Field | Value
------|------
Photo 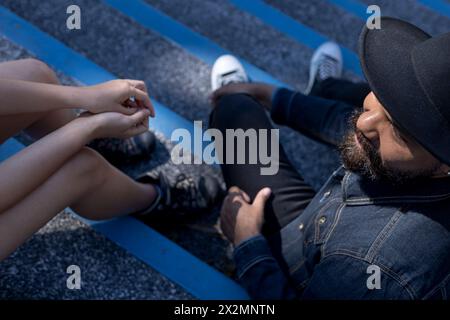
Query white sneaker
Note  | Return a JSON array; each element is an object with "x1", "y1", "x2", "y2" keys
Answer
[
  {"x1": 304, "y1": 42, "x2": 343, "y2": 95},
  {"x1": 211, "y1": 55, "x2": 249, "y2": 91}
]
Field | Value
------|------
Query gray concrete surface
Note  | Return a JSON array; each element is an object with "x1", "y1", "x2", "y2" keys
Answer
[
  {"x1": 266, "y1": 0, "x2": 364, "y2": 53},
  {"x1": 0, "y1": 211, "x2": 193, "y2": 300}
]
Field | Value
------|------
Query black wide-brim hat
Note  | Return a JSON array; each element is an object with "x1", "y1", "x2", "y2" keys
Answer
[{"x1": 359, "y1": 17, "x2": 450, "y2": 165}]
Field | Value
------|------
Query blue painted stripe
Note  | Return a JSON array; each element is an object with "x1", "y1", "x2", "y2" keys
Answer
[
  {"x1": 0, "y1": 6, "x2": 248, "y2": 299},
  {"x1": 103, "y1": 0, "x2": 286, "y2": 88},
  {"x1": 77, "y1": 213, "x2": 249, "y2": 300},
  {"x1": 418, "y1": 0, "x2": 450, "y2": 19},
  {"x1": 229, "y1": 0, "x2": 363, "y2": 77},
  {"x1": 0, "y1": 138, "x2": 24, "y2": 162},
  {"x1": 326, "y1": 0, "x2": 368, "y2": 20}
]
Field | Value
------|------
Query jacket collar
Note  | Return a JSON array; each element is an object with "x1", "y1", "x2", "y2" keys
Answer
[{"x1": 340, "y1": 168, "x2": 450, "y2": 205}]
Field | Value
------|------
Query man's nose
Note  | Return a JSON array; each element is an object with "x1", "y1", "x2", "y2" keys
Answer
[{"x1": 356, "y1": 110, "x2": 385, "y2": 144}]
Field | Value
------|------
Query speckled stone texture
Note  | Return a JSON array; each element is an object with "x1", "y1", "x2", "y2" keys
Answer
[{"x1": 0, "y1": 211, "x2": 193, "y2": 300}]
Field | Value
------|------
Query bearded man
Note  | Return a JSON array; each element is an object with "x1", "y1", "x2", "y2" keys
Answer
[{"x1": 209, "y1": 17, "x2": 450, "y2": 299}]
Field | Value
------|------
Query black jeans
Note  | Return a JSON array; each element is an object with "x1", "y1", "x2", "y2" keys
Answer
[{"x1": 209, "y1": 78, "x2": 371, "y2": 236}]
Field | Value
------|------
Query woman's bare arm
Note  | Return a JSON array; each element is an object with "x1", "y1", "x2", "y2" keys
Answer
[
  {"x1": 0, "y1": 79, "x2": 155, "y2": 116},
  {"x1": 0, "y1": 79, "x2": 88, "y2": 115},
  {"x1": 0, "y1": 108, "x2": 150, "y2": 214}
]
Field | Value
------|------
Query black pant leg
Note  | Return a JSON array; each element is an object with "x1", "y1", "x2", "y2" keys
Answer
[{"x1": 209, "y1": 94, "x2": 316, "y2": 236}]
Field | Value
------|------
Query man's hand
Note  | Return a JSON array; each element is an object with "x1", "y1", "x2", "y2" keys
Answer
[
  {"x1": 84, "y1": 79, "x2": 155, "y2": 116},
  {"x1": 220, "y1": 186, "x2": 272, "y2": 246},
  {"x1": 211, "y1": 83, "x2": 276, "y2": 110}
]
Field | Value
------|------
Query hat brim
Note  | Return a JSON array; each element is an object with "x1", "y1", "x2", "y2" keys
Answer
[{"x1": 359, "y1": 17, "x2": 450, "y2": 165}]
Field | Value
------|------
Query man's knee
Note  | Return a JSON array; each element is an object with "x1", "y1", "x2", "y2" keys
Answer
[
  {"x1": 216, "y1": 93, "x2": 260, "y2": 112},
  {"x1": 19, "y1": 58, "x2": 59, "y2": 84},
  {"x1": 210, "y1": 93, "x2": 264, "y2": 128}
]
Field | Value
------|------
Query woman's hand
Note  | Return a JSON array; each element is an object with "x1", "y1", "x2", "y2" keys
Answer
[
  {"x1": 79, "y1": 108, "x2": 151, "y2": 140},
  {"x1": 211, "y1": 83, "x2": 276, "y2": 110},
  {"x1": 83, "y1": 79, "x2": 155, "y2": 116}
]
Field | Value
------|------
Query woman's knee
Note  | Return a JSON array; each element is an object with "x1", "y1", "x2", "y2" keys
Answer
[
  {"x1": 65, "y1": 147, "x2": 109, "y2": 187},
  {"x1": 18, "y1": 59, "x2": 59, "y2": 84}
]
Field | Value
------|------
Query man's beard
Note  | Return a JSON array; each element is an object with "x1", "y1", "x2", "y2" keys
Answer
[{"x1": 339, "y1": 109, "x2": 441, "y2": 185}]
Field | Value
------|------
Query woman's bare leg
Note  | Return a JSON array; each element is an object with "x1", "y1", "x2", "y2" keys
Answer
[
  {"x1": 0, "y1": 147, "x2": 156, "y2": 261},
  {"x1": 0, "y1": 58, "x2": 76, "y2": 144}
]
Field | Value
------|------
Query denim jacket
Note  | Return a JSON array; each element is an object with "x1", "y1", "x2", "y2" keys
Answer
[{"x1": 233, "y1": 89, "x2": 450, "y2": 300}]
